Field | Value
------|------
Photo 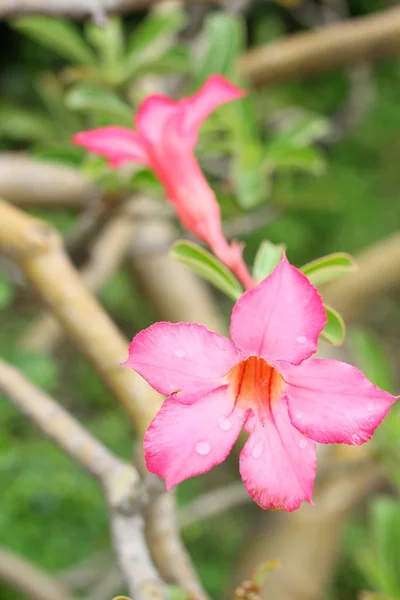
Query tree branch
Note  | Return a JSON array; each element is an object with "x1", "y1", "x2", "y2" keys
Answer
[
  {"x1": 20, "y1": 196, "x2": 138, "y2": 353},
  {"x1": 322, "y1": 232, "x2": 400, "y2": 322},
  {"x1": 0, "y1": 196, "x2": 208, "y2": 600},
  {"x1": 0, "y1": 358, "x2": 165, "y2": 600},
  {"x1": 0, "y1": 547, "x2": 75, "y2": 600},
  {"x1": 0, "y1": 196, "x2": 158, "y2": 433},
  {"x1": 0, "y1": 0, "x2": 227, "y2": 18},
  {"x1": 238, "y1": 7, "x2": 400, "y2": 86},
  {"x1": 0, "y1": 154, "x2": 94, "y2": 208}
]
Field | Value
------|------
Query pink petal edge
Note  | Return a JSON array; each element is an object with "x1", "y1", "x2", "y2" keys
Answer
[
  {"x1": 144, "y1": 386, "x2": 247, "y2": 489},
  {"x1": 123, "y1": 321, "x2": 241, "y2": 398},
  {"x1": 239, "y1": 400, "x2": 316, "y2": 511},
  {"x1": 230, "y1": 254, "x2": 327, "y2": 366},
  {"x1": 72, "y1": 127, "x2": 149, "y2": 167},
  {"x1": 283, "y1": 358, "x2": 398, "y2": 445}
]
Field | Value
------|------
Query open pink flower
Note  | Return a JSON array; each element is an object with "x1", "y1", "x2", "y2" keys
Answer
[
  {"x1": 124, "y1": 255, "x2": 397, "y2": 511},
  {"x1": 73, "y1": 75, "x2": 253, "y2": 289}
]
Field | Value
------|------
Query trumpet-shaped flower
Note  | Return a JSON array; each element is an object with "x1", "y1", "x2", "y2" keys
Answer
[
  {"x1": 73, "y1": 75, "x2": 253, "y2": 289},
  {"x1": 124, "y1": 256, "x2": 397, "y2": 511}
]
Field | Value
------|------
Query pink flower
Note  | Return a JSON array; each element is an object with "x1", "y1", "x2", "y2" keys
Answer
[
  {"x1": 124, "y1": 256, "x2": 397, "y2": 511},
  {"x1": 73, "y1": 75, "x2": 253, "y2": 289}
]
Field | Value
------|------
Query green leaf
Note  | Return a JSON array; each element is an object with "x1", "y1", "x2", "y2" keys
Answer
[
  {"x1": 252, "y1": 241, "x2": 285, "y2": 283},
  {"x1": 13, "y1": 17, "x2": 96, "y2": 65},
  {"x1": 0, "y1": 278, "x2": 14, "y2": 310},
  {"x1": 273, "y1": 112, "x2": 331, "y2": 148},
  {"x1": 347, "y1": 327, "x2": 394, "y2": 392},
  {"x1": 170, "y1": 241, "x2": 243, "y2": 301},
  {"x1": 123, "y1": 8, "x2": 186, "y2": 78},
  {"x1": 264, "y1": 145, "x2": 327, "y2": 176},
  {"x1": 65, "y1": 84, "x2": 132, "y2": 125},
  {"x1": 320, "y1": 305, "x2": 346, "y2": 346},
  {"x1": 193, "y1": 13, "x2": 245, "y2": 87},
  {"x1": 85, "y1": 17, "x2": 124, "y2": 69},
  {"x1": 0, "y1": 104, "x2": 53, "y2": 142},
  {"x1": 166, "y1": 585, "x2": 190, "y2": 600},
  {"x1": 232, "y1": 143, "x2": 271, "y2": 209},
  {"x1": 8, "y1": 351, "x2": 59, "y2": 392},
  {"x1": 301, "y1": 252, "x2": 357, "y2": 287}
]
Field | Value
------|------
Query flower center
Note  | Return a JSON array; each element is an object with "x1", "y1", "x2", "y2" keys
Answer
[{"x1": 227, "y1": 356, "x2": 283, "y2": 416}]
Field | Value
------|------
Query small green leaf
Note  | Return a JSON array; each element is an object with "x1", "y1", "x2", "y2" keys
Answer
[
  {"x1": 0, "y1": 104, "x2": 53, "y2": 142},
  {"x1": 320, "y1": 305, "x2": 345, "y2": 346},
  {"x1": 252, "y1": 241, "x2": 285, "y2": 283},
  {"x1": 166, "y1": 585, "x2": 190, "y2": 600},
  {"x1": 0, "y1": 278, "x2": 14, "y2": 310},
  {"x1": 170, "y1": 241, "x2": 243, "y2": 301},
  {"x1": 193, "y1": 13, "x2": 245, "y2": 87},
  {"x1": 301, "y1": 252, "x2": 357, "y2": 287},
  {"x1": 13, "y1": 17, "x2": 96, "y2": 65},
  {"x1": 251, "y1": 560, "x2": 281, "y2": 588},
  {"x1": 347, "y1": 327, "x2": 394, "y2": 392},
  {"x1": 264, "y1": 145, "x2": 326, "y2": 176},
  {"x1": 123, "y1": 9, "x2": 186, "y2": 77},
  {"x1": 66, "y1": 84, "x2": 132, "y2": 124},
  {"x1": 274, "y1": 112, "x2": 331, "y2": 147},
  {"x1": 85, "y1": 17, "x2": 124, "y2": 69}
]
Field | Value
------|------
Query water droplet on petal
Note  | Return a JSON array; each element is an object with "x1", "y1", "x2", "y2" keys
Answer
[
  {"x1": 299, "y1": 438, "x2": 307, "y2": 449},
  {"x1": 367, "y1": 402, "x2": 373, "y2": 411},
  {"x1": 252, "y1": 442, "x2": 263, "y2": 459},
  {"x1": 195, "y1": 441, "x2": 211, "y2": 455},
  {"x1": 296, "y1": 336, "x2": 307, "y2": 344},
  {"x1": 352, "y1": 433, "x2": 360, "y2": 444},
  {"x1": 296, "y1": 412, "x2": 303, "y2": 420},
  {"x1": 218, "y1": 417, "x2": 232, "y2": 431},
  {"x1": 174, "y1": 348, "x2": 186, "y2": 358}
]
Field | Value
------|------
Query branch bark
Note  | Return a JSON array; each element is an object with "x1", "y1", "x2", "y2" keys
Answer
[
  {"x1": 0, "y1": 0, "x2": 227, "y2": 18},
  {"x1": 0, "y1": 196, "x2": 208, "y2": 600},
  {"x1": 322, "y1": 232, "x2": 400, "y2": 322},
  {"x1": 20, "y1": 196, "x2": 138, "y2": 353},
  {"x1": 0, "y1": 547, "x2": 75, "y2": 600},
  {"x1": 238, "y1": 7, "x2": 400, "y2": 86},
  {"x1": 0, "y1": 154, "x2": 94, "y2": 208},
  {"x1": 0, "y1": 358, "x2": 165, "y2": 600}
]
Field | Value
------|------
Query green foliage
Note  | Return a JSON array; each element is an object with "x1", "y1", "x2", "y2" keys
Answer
[
  {"x1": 252, "y1": 240, "x2": 285, "y2": 282},
  {"x1": 171, "y1": 240, "x2": 243, "y2": 301},
  {"x1": 13, "y1": 17, "x2": 96, "y2": 65},
  {"x1": 356, "y1": 498, "x2": 400, "y2": 600},
  {"x1": 301, "y1": 252, "x2": 356, "y2": 287},
  {"x1": 320, "y1": 305, "x2": 346, "y2": 346}
]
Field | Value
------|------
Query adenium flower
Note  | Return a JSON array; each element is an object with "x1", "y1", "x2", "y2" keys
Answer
[
  {"x1": 73, "y1": 75, "x2": 253, "y2": 289},
  {"x1": 124, "y1": 256, "x2": 397, "y2": 511}
]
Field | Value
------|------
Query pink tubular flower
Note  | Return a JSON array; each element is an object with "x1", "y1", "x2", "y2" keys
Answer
[
  {"x1": 124, "y1": 256, "x2": 397, "y2": 511},
  {"x1": 73, "y1": 75, "x2": 253, "y2": 289}
]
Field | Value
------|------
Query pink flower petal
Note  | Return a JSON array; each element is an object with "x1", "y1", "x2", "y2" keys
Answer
[
  {"x1": 239, "y1": 400, "x2": 316, "y2": 511},
  {"x1": 124, "y1": 321, "x2": 241, "y2": 397},
  {"x1": 230, "y1": 255, "x2": 327, "y2": 365},
  {"x1": 283, "y1": 358, "x2": 397, "y2": 445},
  {"x1": 72, "y1": 127, "x2": 149, "y2": 167},
  {"x1": 181, "y1": 75, "x2": 246, "y2": 142},
  {"x1": 144, "y1": 386, "x2": 246, "y2": 489},
  {"x1": 135, "y1": 95, "x2": 177, "y2": 144}
]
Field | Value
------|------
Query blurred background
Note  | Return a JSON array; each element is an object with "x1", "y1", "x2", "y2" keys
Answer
[{"x1": 0, "y1": 0, "x2": 400, "y2": 598}]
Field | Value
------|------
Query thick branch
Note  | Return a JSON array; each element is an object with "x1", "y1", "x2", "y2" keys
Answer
[
  {"x1": 0, "y1": 197, "x2": 158, "y2": 434},
  {"x1": 0, "y1": 358, "x2": 164, "y2": 600},
  {"x1": 238, "y1": 7, "x2": 400, "y2": 86},
  {"x1": 0, "y1": 154, "x2": 94, "y2": 208},
  {"x1": 0, "y1": 358, "x2": 129, "y2": 482},
  {"x1": 0, "y1": 197, "x2": 207, "y2": 600},
  {"x1": 0, "y1": 547, "x2": 74, "y2": 600},
  {"x1": 322, "y1": 232, "x2": 400, "y2": 322},
  {"x1": 21, "y1": 196, "x2": 138, "y2": 353},
  {"x1": 0, "y1": 0, "x2": 226, "y2": 18}
]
